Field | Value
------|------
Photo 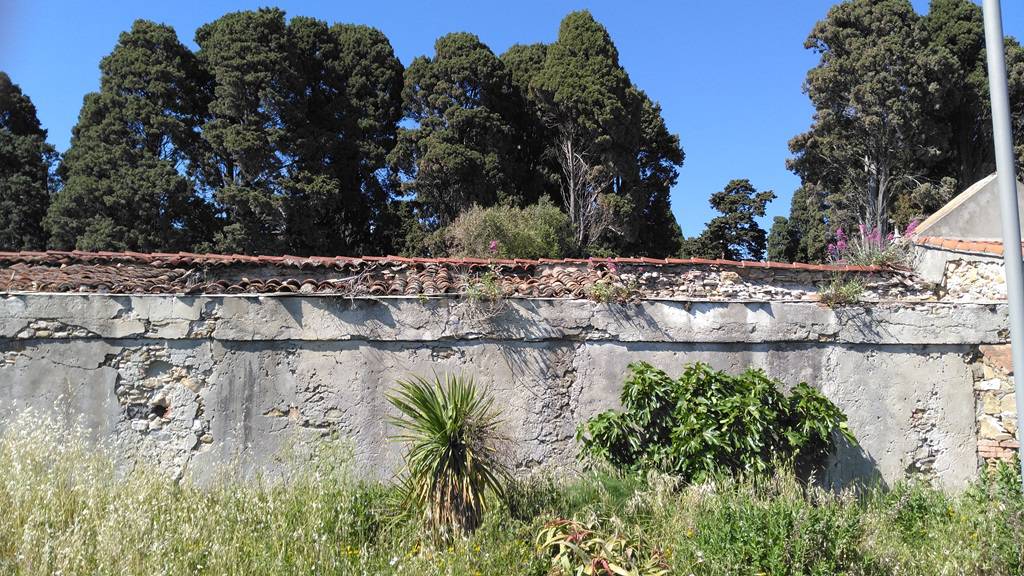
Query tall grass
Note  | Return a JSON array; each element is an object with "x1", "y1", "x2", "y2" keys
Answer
[{"x1": 0, "y1": 414, "x2": 1021, "y2": 575}]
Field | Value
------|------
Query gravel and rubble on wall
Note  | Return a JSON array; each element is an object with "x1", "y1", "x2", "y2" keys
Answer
[
  {"x1": 941, "y1": 259, "x2": 1007, "y2": 301},
  {"x1": 915, "y1": 236, "x2": 1017, "y2": 302},
  {"x1": 0, "y1": 250, "x2": 933, "y2": 302}
]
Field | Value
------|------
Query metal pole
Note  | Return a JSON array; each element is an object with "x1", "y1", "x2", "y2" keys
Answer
[{"x1": 982, "y1": 0, "x2": 1024, "y2": 485}]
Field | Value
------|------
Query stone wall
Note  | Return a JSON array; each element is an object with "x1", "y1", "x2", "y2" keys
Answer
[
  {"x1": 0, "y1": 292, "x2": 1016, "y2": 490},
  {"x1": 914, "y1": 244, "x2": 1007, "y2": 301},
  {"x1": 972, "y1": 344, "x2": 1020, "y2": 464}
]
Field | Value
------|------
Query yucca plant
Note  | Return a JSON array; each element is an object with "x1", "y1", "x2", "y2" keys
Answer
[{"x1": 387, "y1": 373, "x2": 510, "y2": 539}]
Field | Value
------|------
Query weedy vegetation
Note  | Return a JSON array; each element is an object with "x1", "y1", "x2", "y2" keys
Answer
[
  {"x1": 820, "y1": 273, "x2": 866, "y2": 307},
  {"x1": 1, "y1": 366, "x2": 1021, "y2": 576}
]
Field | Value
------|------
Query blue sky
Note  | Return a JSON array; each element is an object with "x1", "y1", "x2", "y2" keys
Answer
[{"x1": 1, "y1": 1, "x2": 1021, "y2": 237}]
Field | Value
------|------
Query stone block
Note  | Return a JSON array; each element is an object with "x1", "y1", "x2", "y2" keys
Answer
[
  {"x1": 979, "y1": 415, "x2": 1007, "y2": 439},
  {"x1": 974, "y1": 378, "x2": 1003, "y2": 391},
  {"x1": 1000, "y1": 393, "x2": 1017, "y2": 415},
  {"x1": 980, "y1": 344, "x2": 1014, "y2": 375},
  {"x1": 982, "y1": 393, "x2": 1003, "y2": 414}
]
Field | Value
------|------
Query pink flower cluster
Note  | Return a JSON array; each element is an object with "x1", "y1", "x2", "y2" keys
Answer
[
  {"x1": 827, "y1": 227, "x2": 849, "y2": 258},
  {"x1": 827, "y1": 220, "x2": 919, "y2": 264}
]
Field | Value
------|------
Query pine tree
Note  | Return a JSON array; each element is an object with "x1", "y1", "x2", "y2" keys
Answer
[{"x1": 687, "y1": 179, "x2": 775, "y2": 261}]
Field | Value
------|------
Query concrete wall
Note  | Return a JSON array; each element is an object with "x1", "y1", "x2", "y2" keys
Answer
[
  {"x1": 0, "y1": 293, "x2": 1011, "y2": 490},
  {"x1": 915, "y1": 173, "x2": 1024, "y2": 240}
]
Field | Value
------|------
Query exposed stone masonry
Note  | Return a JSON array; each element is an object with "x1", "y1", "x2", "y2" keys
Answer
[
  {"x1": 972, "y1": 344, "x2": 1020, "y2": 464},
  {"x1": 942, "y1": 259, "x2": 1007, "y2": 301}
]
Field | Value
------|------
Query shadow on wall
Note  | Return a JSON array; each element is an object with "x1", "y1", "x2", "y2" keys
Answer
[{"x1": 822, "y1": 435, "x2": 885, "y2": 492}]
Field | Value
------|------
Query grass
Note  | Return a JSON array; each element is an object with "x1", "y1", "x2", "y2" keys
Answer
[
  {"x1": 820, "y1": 274, "x2": 865, "y2": 307},
  {"x1": 1, "y1": 415, "x2": 1022, "y2": 575}
]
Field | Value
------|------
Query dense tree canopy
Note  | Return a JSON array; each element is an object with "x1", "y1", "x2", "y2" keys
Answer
[
  {"x1": 46, "y1": 20, "x2": 212, "y2": 252},
  {"x1": 13, "y1": 3, "x2": 1024, "y2": 262},
  {"x1": 784, "y1": 0, "x2": 1024, "y2": 261},
  {"x1": 389, "y1": 33, "x2": 534, "y2": 225},
  {"x1": 13, "y1": 9, "x2": 690, "y2": 259},
  {"x1": 0, "y1": 72, "x2": 55, "y2": 251},
  {"x1": 767, "y1": 185, "x2": 829, "y2": 263},
  {"x1": 788, "y1": 0, "x2": 953, "y2": 237},
  {"x1": 278, "y1": 19, "x2": 403, "y2": 255},
  {"x1": 195, "y1": 9, "x2": 291, "y2": 254},
  {"x1": 528, "y1": 11, "x2": 684, "y2": 256}
]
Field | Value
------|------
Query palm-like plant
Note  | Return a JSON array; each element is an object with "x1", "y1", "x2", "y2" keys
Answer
[{"x1": 387, "y1": 373, "x2": 509, "y2": 538}]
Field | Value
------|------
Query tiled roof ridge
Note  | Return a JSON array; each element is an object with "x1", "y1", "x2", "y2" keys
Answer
[
  {"x1": 0, "y1": 250, "x2": 884, "y2": 273},
  {"x1": 914, "y1": 236, "x2": 1023, "y2": 256}
]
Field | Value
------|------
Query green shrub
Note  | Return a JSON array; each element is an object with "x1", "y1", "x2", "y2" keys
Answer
[
  {"x1": 464, "y1": 269, "x2": 504, "y2": 302},
  {"x1": 585, "y1": 279, "x2": 633, "y2": 303},
  {"x1": 577, "y1": 362, "x2": 855, "y2": 481},
  {"x1": 387, "y1": 373, "x2": 510, "y2": 540},
  {"x1": 445, "y1": 198, "x2": 573, "y2": 259}
]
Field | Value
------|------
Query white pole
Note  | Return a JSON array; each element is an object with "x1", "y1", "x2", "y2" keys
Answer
[{"x1": 982, "y1": 0, "x2": 1024, "y2": 485}]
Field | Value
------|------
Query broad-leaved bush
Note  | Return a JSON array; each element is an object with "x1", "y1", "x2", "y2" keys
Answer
[{"x1": 577, "y1": 362, "x2": 855, "y2": 481}]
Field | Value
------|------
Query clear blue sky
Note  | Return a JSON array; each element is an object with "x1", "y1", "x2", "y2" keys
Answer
[{"x1": 1, "y1": 1, "x2": 1021, "y2": 236}]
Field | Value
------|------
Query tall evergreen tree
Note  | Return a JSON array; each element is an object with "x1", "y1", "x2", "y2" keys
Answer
[
  {"x1": 766, "y1": 217, "x2": 798, "y2": 263},
  {"x1": 530, "y1": 11, "x2": 684, "y2": 257},
  {"x1": 784, "y1": 0, "x2": 1024, "y2": 259},
  {"x1": 531, "y1": 11, "x2": 638, "y2": 175},
  {"x1": 921, "y1": 0, "x2": 1024, "y2": 188},
  {"x1": 786, "y1": 185, "x2": 830, "y2": 263},
  {"x1": 500, "y1": 43, "x2": 561, "y2": 204},
  {"x1": 280, "y1": 18, "x2": 403, "y2": 255},
  {"x1": 196, "y1": 8, "x2": 291, "y2": 254},
  {"x1": 685, "y1": 179, "x2": 775, "y2": 261},
  {"x1": 0, "y1": 72, "x2": 54, "y2": 250},
  {"x1": 767, "y1": 185, "x2": 830, "y2": 262},
  {"x1": 46, "y1": 20, "x2": 213, "y2": 252},
  {"x1": 388, "y1": 33, "x2": 534, "y2": 225},
  {"x1": 633, "y1": 92, "x2": 684, "y2": 257},
  {"x1": 787, "y1": 0, "x2": 954, "y2": 236}
]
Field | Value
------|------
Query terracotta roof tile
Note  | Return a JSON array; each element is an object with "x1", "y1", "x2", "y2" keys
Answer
[
  {"x1": 0, "y1": 250, "x2": 890, "y2": 297},
  {"x1": 914, "y1": 236, "x2": 1018, "y2": 256}
]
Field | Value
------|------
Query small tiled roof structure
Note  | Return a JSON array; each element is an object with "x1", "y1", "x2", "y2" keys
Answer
[{"x1": 0, "y1": 250, "x2": 887, "y2": 299}]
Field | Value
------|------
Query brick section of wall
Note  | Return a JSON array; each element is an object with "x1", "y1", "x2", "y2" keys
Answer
[{"x1": 973, "y1": 344, "x2": 1020, "y2": 465}]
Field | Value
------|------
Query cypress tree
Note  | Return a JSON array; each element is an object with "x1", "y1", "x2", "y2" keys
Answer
[
  {"x1": 196, "y1": 8, "x2": 291, "y2": 254},
  {"x1": 46, "y1": 20, "x2": 213, "y2": 252},
  {"x1": 0, "y1": 72, "x2": 55, "y2": 250},
  {"x1": 279, "y1": 18, "x2": 404, "y2": 255},
  {"x1": 388, "y1": 33, "x2": 534, "y2": 224},
  {"x1": 531, "y1": 11, "x2": 684, "y2": 257}
]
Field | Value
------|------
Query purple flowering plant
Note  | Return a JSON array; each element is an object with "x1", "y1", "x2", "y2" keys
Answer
[{"x1": 827, "y1": 220, "x2": 919, "y2": 268}]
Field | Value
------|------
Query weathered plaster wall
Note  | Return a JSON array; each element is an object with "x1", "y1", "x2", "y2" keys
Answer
[{"x1": 0, "y1": 293, "x2": 1012, "y2": 490}]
